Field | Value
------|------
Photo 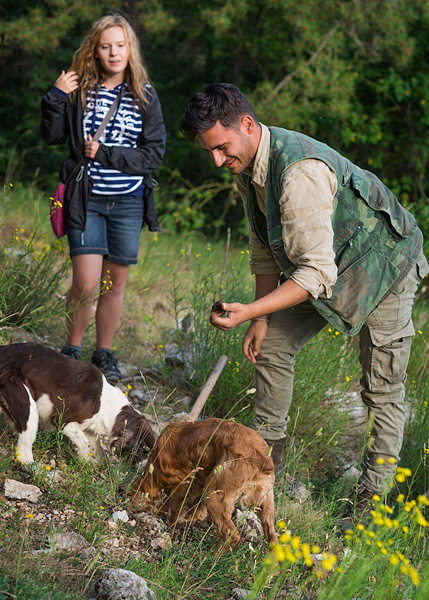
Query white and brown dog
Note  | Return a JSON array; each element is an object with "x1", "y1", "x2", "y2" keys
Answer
[{"x1": 0, "y1": 343, "x2": 156, "y2": 464}]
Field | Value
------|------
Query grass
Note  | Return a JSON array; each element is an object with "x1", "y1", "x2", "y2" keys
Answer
[{"x1": 0, "y1": 184, "x2": 428, "y2": 599}]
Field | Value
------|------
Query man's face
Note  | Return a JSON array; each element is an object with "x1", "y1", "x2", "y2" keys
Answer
[{"x1": 197, "y1": 118, "x2": 257, "y2": 175}]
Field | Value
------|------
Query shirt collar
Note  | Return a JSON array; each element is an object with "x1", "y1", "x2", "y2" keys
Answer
[{"x1": 245, "y1": 123, "x2": 270, "y2": 187}]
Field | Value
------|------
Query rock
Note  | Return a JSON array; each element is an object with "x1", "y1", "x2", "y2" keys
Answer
[
  {"x1": 4, "y1": 479, "x2": 41, "y2": 503},
  {"x1": 230, "y1": 589, "x2": 252, "y2": 600},
  {"x1": 136, "y1": 514, "x2": 165, "y2": 534},
  {"x1": 150, "y1": 536, "x2": 170, "y2": 551},
  {"x1": 121, "y1": 363, "x2": 140, "y2": 377},
  {"x1": 108, "y1": 510, "x2": 130, "y2": 529},
  {"x1": 168, "y1": 412, "x2": 191, "y2": 423},
  {"x1": 112, "y1": 510, "x2": 129, "y2": 523},
  {"x1": 233, "y1": 509, "x2": 263, "y2": 543},
  {"x1": 45, "y1": 469, "x2": 64, "y2": 483},
  {"x1": 164, "y1": 342, "x2": 194, "y2": 372},
  {"x1": 96, "y1": 568, "x2": 156, "y2": 600},
  {"x1": 286, "y1": 477, "x2": 310, "y2": 503},
  {"x1": 129, "y1": 389, "x2": 149, "y2": 403},
  {"x1": 178, "y1": 313, "x2": 193, "y2": 333},
  {"x1": 180, "y1": 395, "x2": 192, "y2": 407},
  {"x1": 341, "y1": 461, "x2": 359, "y2": 480},
  {"x1": 50, "y1": 531, "x2": 91, "y2": 553},
  {"x1": 136, "y1": 513, "x2": 171, "y2": 551}
]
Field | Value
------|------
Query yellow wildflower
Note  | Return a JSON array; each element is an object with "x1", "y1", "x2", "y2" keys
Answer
[
  {"x1": 279, "y1": 532, "x2": 291, "y2": 544},
  {"x1": 274, "y1": 544, "x2": 286, "y2": 562},
  {"x1": 290, "y1": 536, "x2": 300, "y2": 550}
]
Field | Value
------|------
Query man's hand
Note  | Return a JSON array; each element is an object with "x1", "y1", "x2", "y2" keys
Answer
[
  {"x1": 242, "y1": 320, "x2": 268, "y2": 363},
  {"x1": 54, "y1": 70, "x2": 79, "y2": 95},
  {"x1": 84, "y1": 134, "x2": 100, "y2": 159},
  {"x1": 209, "y1": 301, "x2": 250, "y2": 331}
]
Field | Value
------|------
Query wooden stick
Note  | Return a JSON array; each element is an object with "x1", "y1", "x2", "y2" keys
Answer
[{"x1": 186, "y1": 355, "x2": 228, "y2": 422}]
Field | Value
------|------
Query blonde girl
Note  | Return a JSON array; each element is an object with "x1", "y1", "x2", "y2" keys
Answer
[{"x1": 41, "y1": 14, "x2": 166, "y2": 381}]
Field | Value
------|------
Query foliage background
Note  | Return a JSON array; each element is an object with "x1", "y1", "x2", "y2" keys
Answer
[{"x1": 1, "y1": 0, "x2": 428, "y2": 250}]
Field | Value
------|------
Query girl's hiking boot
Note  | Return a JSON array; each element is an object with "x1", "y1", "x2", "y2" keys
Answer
[
  {"x1": 60, "y1": 345, "x2": 81, "y2": 360},
  {"x1": 91, "y1": 348, "x2": 122, "y2": 383}
]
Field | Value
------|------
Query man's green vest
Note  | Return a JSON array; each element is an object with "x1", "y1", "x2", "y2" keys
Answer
[{"x1": 244, "y1": 126, "x2": 424, "y2": 335}]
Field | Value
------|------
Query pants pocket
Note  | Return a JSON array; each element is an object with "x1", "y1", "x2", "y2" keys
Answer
[{"x1": 365, "y1": 336, "x2": 412, "y2": 394}]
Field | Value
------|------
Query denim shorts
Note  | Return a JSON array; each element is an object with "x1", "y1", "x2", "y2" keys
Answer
[{"x1": 67, "y1": 194, "x2": 144, "y2": 265}]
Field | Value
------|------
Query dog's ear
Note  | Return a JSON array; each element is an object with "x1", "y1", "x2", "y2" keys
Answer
[
  {"x1": 110, "y1": 427, "x2": 152, "y2": 462},
  {"x1": 110, "y1": 428, "x2": 135, "y2": 454},
  {"x1": 138, "y1": 417, "x2": 157, "y2": 449}
]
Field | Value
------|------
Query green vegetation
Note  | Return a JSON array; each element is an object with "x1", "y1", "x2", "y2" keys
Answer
[
  {"x1": 1, "y1": 1, "x2": 429, "y2": 253},
  {"x1": 0, "y1": 186, "x2": 428, "y2": 599}
]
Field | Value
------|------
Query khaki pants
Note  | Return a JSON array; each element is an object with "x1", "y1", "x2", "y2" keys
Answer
[{"x1": 251, "y1": 264, "x2": 420, "y2": 493}]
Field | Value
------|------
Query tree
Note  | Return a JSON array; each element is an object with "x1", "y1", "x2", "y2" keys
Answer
[{"x1": 1, "y1": 0, "x2": 428, "y2": 247}]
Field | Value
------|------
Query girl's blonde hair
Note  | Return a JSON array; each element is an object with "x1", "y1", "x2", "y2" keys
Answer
[{"x1": 70, "y1": 15, "x2": 151, "y2": 108}]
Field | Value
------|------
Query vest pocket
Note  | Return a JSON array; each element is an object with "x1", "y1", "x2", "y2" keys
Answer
[
  {"x1": 351, "y1": 168, "x2": 416, "y2": 239},
  {"x1": 322, "y1": 248, "x2": 400, "y2": 328}
]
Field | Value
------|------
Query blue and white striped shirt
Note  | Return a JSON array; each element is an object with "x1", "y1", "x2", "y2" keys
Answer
[{"x1": 83, "y1": 84, "x2": 143, "y2": 196}]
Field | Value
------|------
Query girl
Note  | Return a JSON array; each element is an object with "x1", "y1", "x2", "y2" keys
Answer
[{"x1": 41, "y1": 15, "x2": 166, "y2": 382}]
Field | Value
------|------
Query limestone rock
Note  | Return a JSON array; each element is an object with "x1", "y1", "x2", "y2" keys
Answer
[
  {"x1": 50, "y1": 531, "x2": 91, "y2": 553},
  {"x1": 4, "y1": 479, "x2": 41, "y2": 503},
  {"x1": 96, "y1": 568, "x2": 156, "y2": 600}
]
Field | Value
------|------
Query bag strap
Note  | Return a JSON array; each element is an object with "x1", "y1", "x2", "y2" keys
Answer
[{"x1": 92, "y1": 86, "x2": 124, "y2": 142}]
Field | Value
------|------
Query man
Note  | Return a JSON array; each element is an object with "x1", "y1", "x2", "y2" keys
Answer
[{"x1": 180, "y1": 83, "x2": 428, "y2": 511}]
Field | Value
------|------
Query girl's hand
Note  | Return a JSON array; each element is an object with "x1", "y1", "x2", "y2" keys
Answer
[
  {"x1": 242, "y1": 320, "x2": 268, "y2": 364},
  {"x1": 54, "y1": 70, "x2": 79, "y2": 94},
  {"x1": 84, "y1": 134, "x2": 100, "y2": 159}
]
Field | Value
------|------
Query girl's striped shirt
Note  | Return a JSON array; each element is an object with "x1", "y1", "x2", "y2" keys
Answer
[{"x1": 83, "y1": 83, "x2": 143, "y2": 196}]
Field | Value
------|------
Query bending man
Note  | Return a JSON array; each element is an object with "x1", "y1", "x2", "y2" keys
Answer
[{"x1": 180, "y1": 83, "x2": 428, "y2": 510}]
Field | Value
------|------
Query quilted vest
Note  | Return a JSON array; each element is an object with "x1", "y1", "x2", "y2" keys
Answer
[{"x1": 244, "y1": 127, "x2": 423, "y2": 335}]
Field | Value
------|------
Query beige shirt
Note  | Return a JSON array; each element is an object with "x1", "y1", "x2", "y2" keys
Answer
[{"x1": 236, "y1": 124, "x2": 338, "y2": 300}]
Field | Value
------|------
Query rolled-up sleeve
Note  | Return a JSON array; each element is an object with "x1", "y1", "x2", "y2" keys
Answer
[{"x1": 281, "y1": 159, "x2": 338, "y2": 299}]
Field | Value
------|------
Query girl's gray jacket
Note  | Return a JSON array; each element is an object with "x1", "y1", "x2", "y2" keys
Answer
[{"x1": 41, "y1": 85, "x2": 166, "y2": 231}]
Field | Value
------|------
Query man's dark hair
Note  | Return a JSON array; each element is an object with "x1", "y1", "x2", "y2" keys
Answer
[{"x1": 180, "y1": 83, "x2": 258, "y2": 142}]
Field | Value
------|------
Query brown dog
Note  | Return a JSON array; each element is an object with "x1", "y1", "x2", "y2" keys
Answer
[{"x1": 130, "y1": 418, "x2": 277, "y2": 549}]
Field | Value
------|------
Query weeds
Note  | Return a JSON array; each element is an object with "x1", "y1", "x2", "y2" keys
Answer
[
  {"x1": 0, "y1": 184, "x2": 428, "y2": 598},
  {"x1": 0, "y1": 187, "x2": 70, "y2": 335}
]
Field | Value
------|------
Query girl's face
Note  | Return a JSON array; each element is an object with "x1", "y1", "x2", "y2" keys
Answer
[{"x1": 95, "y1": 26, "x2": 130, "y2": 83}]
